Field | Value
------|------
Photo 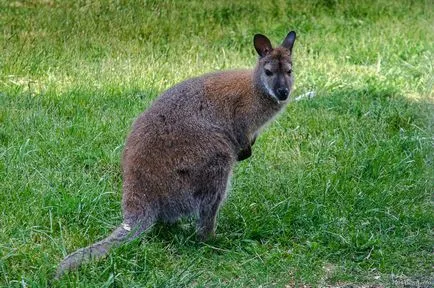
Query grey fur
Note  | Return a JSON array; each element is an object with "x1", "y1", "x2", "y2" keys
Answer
[{"x1": 55, "y1": 30, "x2": 296, "y2": 279}]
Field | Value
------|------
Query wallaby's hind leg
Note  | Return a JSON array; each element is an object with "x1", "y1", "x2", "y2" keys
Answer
[
  {"x1": 196, "y1": 168, "x2": 231, "y2": 241},
  {"x1": 197, "y1": 194, "x2": 222, "y2": 241}
]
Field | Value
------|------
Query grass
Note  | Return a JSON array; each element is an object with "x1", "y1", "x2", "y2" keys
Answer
[{"x1": 0, "y1": 0, "x2": 433, "y2": 286}]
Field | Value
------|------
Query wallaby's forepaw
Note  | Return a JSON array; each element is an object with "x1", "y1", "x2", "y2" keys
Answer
[{"x1": 237, "y1": 146, "x2": 252, "y2": 161}]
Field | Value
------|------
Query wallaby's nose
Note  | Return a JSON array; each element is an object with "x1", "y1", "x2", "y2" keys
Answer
[{"x1": 277, "y1": 88, "x2": 289, "y2": 100}]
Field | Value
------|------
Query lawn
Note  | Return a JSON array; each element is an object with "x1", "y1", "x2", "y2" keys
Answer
[{"x1": 0, "y1": 0, "x2": 433, "y2": 287}]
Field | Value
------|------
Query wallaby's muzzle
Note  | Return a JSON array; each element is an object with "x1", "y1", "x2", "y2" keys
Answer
[{"x1": 276, "y1": 87, "x2": 289, "y2": 101}]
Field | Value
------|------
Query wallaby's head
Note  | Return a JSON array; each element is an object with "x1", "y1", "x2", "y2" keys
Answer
[{"x1": 253, "y1": 31, "x2": 296, "y2": 103}]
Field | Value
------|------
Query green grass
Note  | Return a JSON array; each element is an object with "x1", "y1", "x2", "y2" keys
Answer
[{"x1": 0, "y1": 0, "x2": 433, "y2": 286}]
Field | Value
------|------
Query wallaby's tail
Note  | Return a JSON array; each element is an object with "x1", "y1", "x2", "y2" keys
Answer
[{"x1": 54, "y1": 222, "x2": 146, "y2": 279}]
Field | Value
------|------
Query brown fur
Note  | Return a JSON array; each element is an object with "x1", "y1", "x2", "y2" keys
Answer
[{"x1": 54, "y1": 30, "x2": 296, "y2": 279}]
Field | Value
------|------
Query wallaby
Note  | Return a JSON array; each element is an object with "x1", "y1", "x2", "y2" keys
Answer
[{"x1": 55, "y1": 30, "x2": 296, "y2": 279}]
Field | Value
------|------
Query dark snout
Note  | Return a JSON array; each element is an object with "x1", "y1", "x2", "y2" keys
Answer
[{"x1": 276, "y1": 87, "x2": 289, "y2": 101}]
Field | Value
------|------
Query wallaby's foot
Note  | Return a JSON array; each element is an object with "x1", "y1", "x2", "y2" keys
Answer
[
  {"x1": 197, "y1": 201, "x2": 220, "y2": 242},
  {"x1": 163, "y1": 218, "x2": 182, "y2": 226},
  {"x1": 197, "y1": 229, "x2": 216, "y2": 242},
  {"x1": 197, "y1": 213, "x2": 217, "y2": 242}
]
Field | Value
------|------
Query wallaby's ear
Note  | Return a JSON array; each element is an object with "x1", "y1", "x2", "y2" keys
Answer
[
  {"x1": 254, "y1": 34, "x2": 273, "y2": 57},
  {"x1": 282, "y1": 31, "x2": 296, "y2": 52}
]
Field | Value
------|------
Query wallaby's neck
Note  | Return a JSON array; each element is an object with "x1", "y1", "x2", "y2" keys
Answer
[{"x1": 202, "y1": 68, "x2": 284, "y2": 143}]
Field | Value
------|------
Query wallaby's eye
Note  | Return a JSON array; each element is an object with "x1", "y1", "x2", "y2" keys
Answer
[
  {"x1": 264, "y1": 69, "x2": 273, "y2": 76},
  {"x1": 287, "y1": 69, "x2": 292, "y2": 75}
]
